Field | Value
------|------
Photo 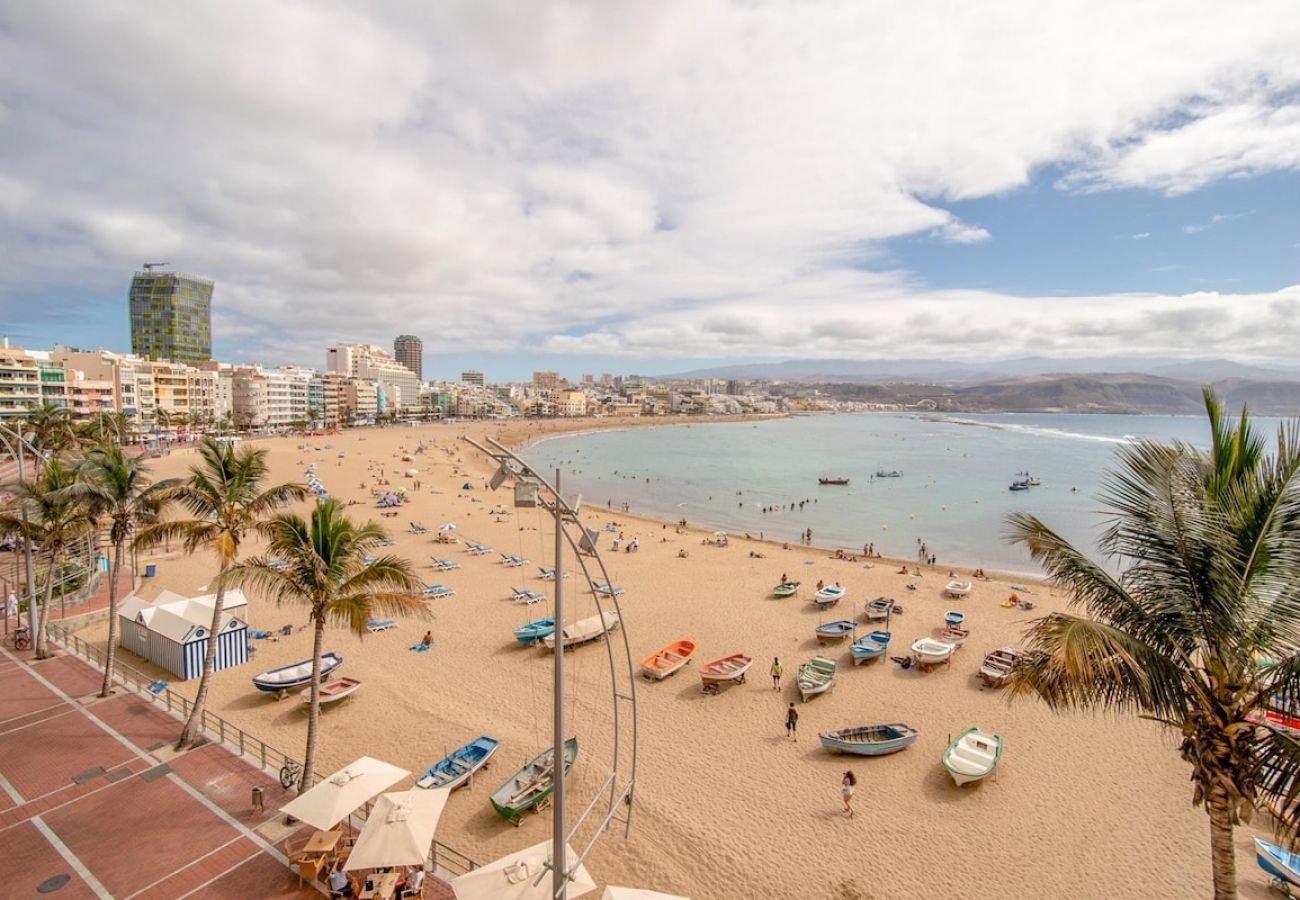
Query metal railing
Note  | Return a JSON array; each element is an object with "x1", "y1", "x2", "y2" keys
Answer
[{"x1": 46, "y1": 622, "x2": 480, "y2": 878}]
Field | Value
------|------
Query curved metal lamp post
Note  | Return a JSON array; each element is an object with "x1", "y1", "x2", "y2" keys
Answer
[
  {"x1": 0, "y1": 422, "x2": 41, "y2": 638},
  {"x1": 464, "y1": 436, "x2": 637, "y2": 900}
]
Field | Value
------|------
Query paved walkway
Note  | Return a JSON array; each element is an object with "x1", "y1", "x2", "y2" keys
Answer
[{"x1": 0, "y1": 645, "x2": 454, "y2": 898}]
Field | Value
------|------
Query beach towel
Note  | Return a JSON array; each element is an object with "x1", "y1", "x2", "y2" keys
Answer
[{"x1": 409, "y1": 642, "x2": 433, "y2": 652}]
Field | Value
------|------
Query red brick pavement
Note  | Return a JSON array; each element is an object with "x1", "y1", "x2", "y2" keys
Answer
[{"x1": 0, "y1": 642, "x2": 459, "y2": 898}]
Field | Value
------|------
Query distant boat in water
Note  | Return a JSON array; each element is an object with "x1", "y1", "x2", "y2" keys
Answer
[
  {"x1": 875, "y1": 469, "x2": 903, "y2": 478},
  {"x1": 818, "y1": 477, "x2": 850, "y2": 485}
]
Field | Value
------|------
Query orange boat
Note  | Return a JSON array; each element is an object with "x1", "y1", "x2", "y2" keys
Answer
[{"x1": 641, "y1": 639, "x2": 697, "y2": 681}]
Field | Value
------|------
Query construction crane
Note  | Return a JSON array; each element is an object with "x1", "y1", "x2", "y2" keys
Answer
[{"x1": 141, "y1": 261, "x2": 170, "y2": 272}]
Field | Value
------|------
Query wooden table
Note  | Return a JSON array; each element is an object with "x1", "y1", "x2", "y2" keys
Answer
[
  {"x1": 303, "y1": 830, "x2": 342, "y2": 855},
  {"x1": 358, "y1": 872, "x2": 400, "y2": 900}
]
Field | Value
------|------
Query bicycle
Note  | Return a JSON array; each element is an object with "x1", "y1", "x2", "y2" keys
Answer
[
  {"x1": 7, "y1": 627, "x2": 30, "y2": 651},
  {"x1": 279, "y1": 759, "x2": 302, "y2": 791}
]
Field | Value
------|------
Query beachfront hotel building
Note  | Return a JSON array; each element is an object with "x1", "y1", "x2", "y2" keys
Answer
[
  {"x1": 533, "y1": 370, "x2": 561, "y2": 391},
  {"x1": 461, "y1": 370, "x2": 485, "y2": 386},
  {"x1": 326, "y1": 343, "x2": 421, "y2": 413},
  {"x1": 128, "y1": 267, "x2": 214, "y2": 365},
  {"x1": 393, "y1": 334, "x2": 423, "y2": 381}
]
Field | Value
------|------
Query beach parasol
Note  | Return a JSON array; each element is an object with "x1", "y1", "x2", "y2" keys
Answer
[
  {"x1": 279, "y1": 756, "x2": 410, "y2": 830},
  {"x1": 406, "y1": 468, "x2": 419, "y2": 477},
  {"x1": 603, "y1": 890, "x2": 690, "y2": 900},
  {"x1": 439, "y1": 523, "x2": 457, "y2": 531},
  {"x1": 450, "y1": 841, "x2": 595, "y2": 900},
  {"x1": 343, "y1": 788, "x2": 449, "y2": 871},
  {"x1": 714, "y1": 530, "x2": 727, "y2": 537}
]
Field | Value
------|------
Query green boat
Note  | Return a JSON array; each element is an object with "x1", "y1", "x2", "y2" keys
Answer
[
  {"x1": 772, "y1": 581, "x2": 800, "y2": 599},
  {"x1": 489, "y1": 737, "x2": 578, "y2": 824}
]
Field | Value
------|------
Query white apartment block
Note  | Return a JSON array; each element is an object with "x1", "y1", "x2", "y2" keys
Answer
[{"x1": 326, "y1": 343, "x2": 421, "y2": 413}]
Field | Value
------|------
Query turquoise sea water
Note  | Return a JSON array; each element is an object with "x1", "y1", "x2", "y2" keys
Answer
[{"x1": 525, "y1": 412, "x2": 1286, "y2": 575}]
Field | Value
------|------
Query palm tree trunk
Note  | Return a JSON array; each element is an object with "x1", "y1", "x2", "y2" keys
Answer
[
  {"x1": 300, "y1": 612, "x2": 326, "y2": 794},
  {"x1": 176, "y1": 570, "x2": 228, "y2": 749},
  {"x1": 35, "y1": 555, "x2": 57, "y2": 659},
  {"x1": 99, "y1": 542, "x2": 123, "y2": 698},
  {"x1": 1207, "y1": 786, "x2": 1238, "y2": 899}
]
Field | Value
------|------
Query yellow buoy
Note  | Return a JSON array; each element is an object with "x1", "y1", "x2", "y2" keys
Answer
[{"x1": 881, "y1": 524, "x2": 888, "y2": 531}]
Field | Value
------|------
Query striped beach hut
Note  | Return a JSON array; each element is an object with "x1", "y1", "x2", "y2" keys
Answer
[{"x1": 117, "y1": 590, "x2": 250, "y2": 680}]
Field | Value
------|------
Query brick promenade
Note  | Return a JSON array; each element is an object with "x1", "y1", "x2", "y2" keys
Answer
[{"x1": 0, "y1": 645, "x2": 455, "y2": 898}]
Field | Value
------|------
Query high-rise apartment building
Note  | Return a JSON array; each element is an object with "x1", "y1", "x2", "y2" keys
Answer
[
  {"x1": 461, "y1": 370, "x2": 484, "y2": 386},
  {"x1": 532, "y1": 370, "x2": 561, "y2": 391},
  {"x1": 393, "y1": 335, "x2": 423, "y2": 381},
  {"x1": 128, "y1": 266, "x2": 214, "y2": 364},
  {"x1": 326, "y1": 343, "x2": 420, "y2": 413}
]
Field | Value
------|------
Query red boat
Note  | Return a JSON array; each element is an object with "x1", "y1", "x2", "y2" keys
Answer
[{"x1": 818, "y1": 477, "x2": 850, "y2": 486}]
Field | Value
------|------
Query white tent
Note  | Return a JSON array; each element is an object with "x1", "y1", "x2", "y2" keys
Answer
[
  {"x1": 280, "y1": 756, "x2": 410, "y2": 830},
  {"x1": 450, "y1": 841, "x2": 596, "y2": 900},
  {"x1": 602, "y1": 889, "x2": 690, "y2": 900},
  {"x1": 343, "y1": 789, "x2": 449, "y2": 871}
]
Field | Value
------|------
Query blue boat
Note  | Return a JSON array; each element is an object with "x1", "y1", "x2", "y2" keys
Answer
[
  {"x1": 417, "y1": 735, "x2": 500, "y2": 791},
  {"x1": 514, "y1": 618, "x2": 556, "y2": 645},
  {"x1": 1256, "y1": 838, "x2": 1300, "y2": 891},
  {"x1": 944, "y1": 610, "x2": 966, "y2": 628},
  {"x1": 819, "y1": 723, "x2": 918, "y2": 756},
  {"x1": 252, "y1": 652, "x2": 343, "y2": 693},
  {"x1": 851, "y1": 630, "x2": 891, "y2": 665},
  {"x1": 815, "y1": 620, "x2": 855, "y2": 643}
]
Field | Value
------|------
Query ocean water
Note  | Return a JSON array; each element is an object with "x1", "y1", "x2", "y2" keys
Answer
[{"x1": 525, "y1": 412, "x2": 1287, "y2": 575}]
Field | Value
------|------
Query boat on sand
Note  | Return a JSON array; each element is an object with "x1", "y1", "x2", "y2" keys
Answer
[
  {"x1": 815, "y1": 620, "x2": 855, "y2": 643},
  {"x1": 851, "y1": 630, "x2": 890, "y2": 664},
  {"x1": 911, "y1": 638, "x2": 956, "y2": 667},
  {"x1": 772, "y1": 581, "x2": 800, "y2": 599},
  {"x1": 490, "y1": 738, "x2": 578, "y2": 824},
  {"x1": 542, "y1": 610, "x2": 620, "y2": 651},
  {"x1": 253, "y1": 652, "x2": 343, "y2": 694},
  {"x1": 944, "y1": 581, "x2": 973, "y2": 598},
  {"x1": 814, "y1": 585, "x2": 845, "y2": 608},
  {"x1": 820, "y1": 723, "x2": 918, "y2": 756},
  {"x1": 700, "y1": 654, "x2": 753, "y2": 694},
  {"x1": 978, "y1": 646, "x2": 1022, "y2": 687},
  {"x1": 942, "y1": 727, "x2": 1002, "y2": 786},
  {"x1": 864, "y1": 596, "x2": 895, "y2": 621},
  {"x1": 641, "y1": 639, "x2": 697, "y2": 680},
  {"x1": 1255, "y1": 838, "x2": 1300, "y2": 894},
  {"x1": 299, "y1": 676, "x2": 360, "y2": 706},
  {"x1": 417, "y1": 735, "x2": 499, "y2": 791},
  {"x1": 797, "y1": 656, "x2": 837, "y2": 701},
  {"x1": 514, "y1": 618, "x2": 556, "y2": 646}
]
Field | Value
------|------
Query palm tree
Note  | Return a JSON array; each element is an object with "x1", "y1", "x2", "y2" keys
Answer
[
  {"x1": 21, "y1": 404, "x2": 76, "y2": 459},
  {"x1": 64, "y1": 446, "x2": 177, "y2": 697},
  {"x1": 230, "y1": 500, "x2": 427, "y2": 790},
  {"x1": 0, "y1": 458, "x2": 96, "y2": 658},
  {"x1": 1005, "y1": 389, "x2": 1300, "y2": 899},
  {"x1": 146, "y1": 438, "x2": 308, "y2": 748}
]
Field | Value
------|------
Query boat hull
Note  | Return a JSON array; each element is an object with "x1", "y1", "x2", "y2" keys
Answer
[
  {"x1": 820, "y1": 723, "x2": 918, "y2": 756},
  {"x1": 772, "y1": 582, "x2": 800, "y2": 598},
  {"x1": 797, "y1": 656, "x2": 837, "y2": 701},
  {"x1": 700, "y1": 654, "x2": 753, "y2": 693},
  {"x1": 1256, "y1": 838, "x2": 1300, "y2": 887},
  {"x1": 942, "y1": 726, "x2": 1002, "y2": 786},
  {"x1": 851, "y1": 631, "x2": 890, "y2": 664},
  {"x1": 514, "y1": 618, "x2": 556, "y2": 645},
  {"x1": 418, "y1": 736, "x2": 500, "y2": 791},
  {"x1": 253, "y1": 652, "x2": 343, "y2": 693},
  {"x1": 299, "y1": 677, "x2": 361, "y2": 706},
  {"x1": 490, "y1": 738, "x2": 578, "y2": 822},
  {"x1": 911, "y1": 639, "x2": 956, "y2": 666},
  {"x1": 815, "y1": 621, "x2": 855, "y2": 643},
  {"x1": 641, "y1": 639, "x2": 697, "y2": 680}
]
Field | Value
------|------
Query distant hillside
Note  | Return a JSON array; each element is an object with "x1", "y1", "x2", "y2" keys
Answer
[
  {"x1": 667, "y1": 356, "x2": 1300, "y2": 384},
  {"x1": 778, "y1": 373, "x2": 1300, "y2": 415}
]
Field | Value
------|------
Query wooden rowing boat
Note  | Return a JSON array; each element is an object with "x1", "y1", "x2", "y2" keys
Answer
[
  {"x1": 797, "y1": 655, "x2": 837, "y2": 701},
  {"x1": 490, "y1": 738, "x2": 578, "y2": 824},
  {"x1": 772, "y1": 581, "x2": 800, "y2": 599},
  {"x1": 299, "y1": 676, "x2": 361, "y2": 706},
  {"x1": 815, "y1": 620, "x2": 855, "y2": 643},
  {"x1": 417, "y1": 735, "x2": 499, "y2": 791},
  {"x1": 850, "y1": 630, "x2": 890, "y2": 664},
  {"x1": 864, "y1": 597, "x2": 894, "y2": 622},
  {"x1": 542, "y1": 610, "x2": 620, "y2": 651},
  {"x1": 819, "y1": 723, "x2": 918, "y2": 756},
  {"x1": 699, "y1": 654, "x2": 753, "y2": 693},
  {"x1": 978, "y1": 646, "x2": 1022, "y2": 687},
  {"x1": 942, "y1": 726, "x2": 1002, "y2": 786},
  {"x1": 641, "y1": 639, "x2": 697, "y2": 680},
  {"x1": 253, "y1": 652, "x2": 343, "y2": 694}
]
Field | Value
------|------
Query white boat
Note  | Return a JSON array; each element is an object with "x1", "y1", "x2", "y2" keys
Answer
[
  {"x1": 944, "y1": 580, "x2": 972, "y2": 598},
  {"x1": 542, "y1": 610, "x2": 620, "y2": 650},
  {"x1": 864, "y1": 596, "x2": 895, "y2": 622},
  {"x1": 942, "y1": 727, "x2": 1002, "y2": 786},
  {"x1": 252, "y1": 652, "x2": 342, "y2": 693},
  {"x1": 813, "y1": 585, "x2": 846, "y2": 608},
  {"x1": 911, "y1": 638, "x2": 956, "y2": 666}
]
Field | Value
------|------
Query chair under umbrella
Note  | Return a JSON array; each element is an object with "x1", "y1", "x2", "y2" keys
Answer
[
  {"x1": 450, "y1": 841, "x2": 596, "y2": 900},
  {"x1": 279, "y1": 756, "x2": 411, "y2": 830},
  {"x1": 343, "y1": 789, "x2": 450, "y2": 871},
  {"x1": 603, "y1": 889, "x2": 690, "y2": 900}
]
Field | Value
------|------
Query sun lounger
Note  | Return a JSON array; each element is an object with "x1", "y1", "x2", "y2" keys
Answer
[
  {"x1": 431, "y1": 558, "x2": 460, "y2": 571},
  {"x1": 500, "y1": 554, "x2": 528, "y2": 567},
  {"x1": 422, "y1": 584, "x2": 454, "y2": 598},
  {"x1": 465, "y1": 543, "x2": 492, "y2": 555},
  {"x1": 511, "y1": 588, "x2": 545, "y2": 604},
  {"x1": 538, "y1": 567, "x2": 569, "y2": 580},
  {"x1": 593, "y1": 582, "x2": 624, "y2": 597},
  {"x1": 367, "y1": 619, "x2": 397, "y2": 632}
]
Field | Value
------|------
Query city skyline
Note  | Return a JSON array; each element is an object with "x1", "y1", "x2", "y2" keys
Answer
[{"x1": 3, "y1": 4, "x2": 1300, "y2": 380}]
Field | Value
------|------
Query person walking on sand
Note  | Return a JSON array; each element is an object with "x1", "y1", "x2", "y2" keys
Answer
[
  {"x1": 841, "y1": 770, "x2": 856, "y2": 816},
  {"x1": 785, "y1": 702, "x2": 799, "y2": 741},
  {"x1": 771, "y1": 657, "x2": 783, "y2": 690}
]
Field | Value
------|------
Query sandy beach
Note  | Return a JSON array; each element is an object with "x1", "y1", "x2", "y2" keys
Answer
[{"x1": 74, "y1": 417, "x2": 1275, "y2": 898}]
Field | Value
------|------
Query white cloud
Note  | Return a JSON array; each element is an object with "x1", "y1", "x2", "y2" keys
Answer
[
  {"x1": 0, "y1": 1, "x2": 1299, "y2": 365},
  {"x1": 1183, "y1": 212, "x2": 1251, "y2": 234},
  {"x1": 1131, "y1": 232, "x2": 1152, "y2": 239}
]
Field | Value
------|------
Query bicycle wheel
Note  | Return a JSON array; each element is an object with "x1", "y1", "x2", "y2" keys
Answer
[{"x1": 279, "y1": 763, "x2": 297, "y2": 790}]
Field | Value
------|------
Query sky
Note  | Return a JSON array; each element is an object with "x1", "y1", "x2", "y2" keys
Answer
[{"x1": 2, "y1": 1, "x2": 1300, "y2": 382}]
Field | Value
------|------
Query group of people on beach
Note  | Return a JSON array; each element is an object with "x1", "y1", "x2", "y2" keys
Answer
[{"x1": 768, "y1": 665, "x2": 856, "y2": 817}]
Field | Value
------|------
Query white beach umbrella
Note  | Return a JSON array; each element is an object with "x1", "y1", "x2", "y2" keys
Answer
[
  {"x1": 279, "y1": 756, "x2": 411, "y2": 830},
  {"x1": 603, "y1": 889, "x2": 690, "y2": 900},
  {"x1": 450, "y1": 841, "x2": 596, "y2": 900},
  {"x1": 439, "y1": 523, "x2": 458, "y2": 531},
  {"x1": 343, "y1": 788, "x2": 449, "y2": 871}
]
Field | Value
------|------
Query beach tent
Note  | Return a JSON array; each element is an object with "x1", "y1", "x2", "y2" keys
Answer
[
  {"x1": 280, "y1": 756, "x2": 410, "y2": 830},
  {"x1": 343, "y1": 788, "x2": 450, "y2": 871},
  {"x1": 603, "y1": 889, "x2": 690, "y2": 900},
  {"x1": 450, "y1": 842, "x2": 595, "y2": 900},
  {"x1": 117, "y1": 590, "x2": 249, "y2": 679}
]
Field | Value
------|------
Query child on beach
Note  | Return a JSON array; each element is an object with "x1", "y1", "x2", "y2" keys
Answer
[
  {"x1": 771, "y1": 657, "x2": 782, "y2": 690},
  {"x1": 841, "y1": 771, "x2": 856, "y2": 817},
  {"x1": 785, "y1": 702, "x2": 799, "y2": 741}
]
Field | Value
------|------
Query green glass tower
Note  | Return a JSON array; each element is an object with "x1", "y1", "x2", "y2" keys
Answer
[{"x1": 128, "y1": 268, "x2": 214, "y2": 364}]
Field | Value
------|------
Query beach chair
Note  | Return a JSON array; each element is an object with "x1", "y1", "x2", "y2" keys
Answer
[
  {"x1": 538, "y1": 567, "x2": 569, "y2": 580},
  {"x1": 423, "y1": 584, "x2": 454, "y2": 598},
  {"x1": 510, "y1": 588, "x2": 544, "y2": 604},
  {"x1": 593, "y1": 582, "x2": 625, "y2": 597},
  {"x1": 431, "y1": 558, "x2": 460, "y2": 571},
  {"x1": 501, "y1": 554, "x2": 528, "y2": 567},
  {"x1": 147, "y1": 680, "x2": 167, "y2": 695},
  {"x1": 367, "y1": 619, "x2": 397, "y2": 633},
  {"x1": 466, "y1": 543, "x2": 492, "y2": 556}
]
